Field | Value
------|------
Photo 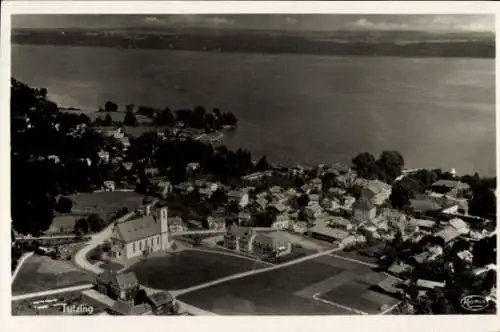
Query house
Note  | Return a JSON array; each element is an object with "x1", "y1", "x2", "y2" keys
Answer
[
  {"x1": 309, "y1": 193, "x2": 321, "y2": 203},
  {"x1": 268, "y1": 201, "x2": 288, "y2": 214},
  {"x1": 186, "y1": 162, "x2": 200, "y2": 173},
  {"x1": 416, "y1": 279, "x2": 446, "y2": 289},
  {"x1": 206, "y1": 182, "x2": 219, "y2": 192},
  {"x1": 411, "y1": 251, "x2": 434, "y2": 265},
  {"x1": 309, "y1": 221, "x2": 350, "y2": 243},
  {"x1": 352, "y1": 197, "x2": 376, "y2": 223},
  {"x1": 207, "y1": 216, "x2": 226, "y2": 231},
  {"x1": 269, "y1": 186, "x2": 282, "y2": 194},
  {"x1": 227, "y1": 191, "x2": 249, "y2": 208},
  {"x1": 342, "y1": 196, "x2": 356, "y2": 209},
  {"x1": 109, "y1": 300, "x2": 150, "y2": 316},
  {"x1": 300, "y1": 184, "x2": 313, "y2": 195},
  {"x1": 108, "y1": 207, "x2": 170, "y2": 261},
  {"x1": 255, "y1": 197, "x2": 269, "y2": 211},
  {"x1": 273, "y1": 193, "x2": 288, "y2": 203},
  {"x1": 145, "y1": 168, "x2": 160, "y2": 177},
  {"x1": 457, "y1": 250, "x2": 473, "y2": 263},
  {"x1": 194, "y1": 179, "x2": 205, "y2": 188},
  {"x1": 431, "y1": 180, "x2": 470, "y2": 197},
  {"x1": 46, "y1": 214, "x2": 78, "y2": 234},
  {"x1": 98, "y1": 150, "x2": 110, "y2": 163},
  {"x1": 175, "y1": 182, "x2": 194, "y2": 193},
  {"x1": 237, "y1": 212, "x2": 252, "y2": 225},
  {"x1": 409, "y1": 218, "x2": 436, "y2": 232},
  {"x1": 410, "y1": 198, "x2": 442, "y2": 214},
  {"x1": 168, "y1": 217, "x2": 186, "y2": 234},
  {"x1": 285, "y1": 188, "x2": 297, "y2": 197},
  {"x1": 122, "y1": 162, "x2": 134, "y2": 171},
  {"x1": 199, "y1": 188, "x2": 213, "y2": 198},
  {"x1": 329, "y1": 217, "x2": 352, "y2": 231},
  {"x1": 252, "y1": 233, "x2": 292, "y2": 258},
  {"x1": 387, "y1": 262, "x2": 413, "y2": 277},
  {"x1": 256, "y1": 192, "x2": 269, "y2": 200},
  {"x1": 146, "y1": 291, "x2": 176, "y2": 315},
  {"x1": 310, "y1": 178, "x2": 323, "y2": 191},
  {"x1": 223, "y1": 225, "x2": 255, "y2": 254},
  {"x1": 156, "y1": 181, "x2": 172, "y2": 198},
  {"x1": 449, "y1": 218, "x2": 469, "y2": 234},
  {"x1": 95, "y1": 271, "x2": 140, "y2": 303},
  {"x1": 292, "y1": 221, "x2": 308, "y2": 234},
  {"x1": 361, "y1": 180, "x2": 392, "y2": 205},
  {"x1": 241, "y1": 172, "x2": 265, "y2": 182},
  {"x1": 103, "y1": 180, "x2": 116, "y2": 192},
  {"x1": 321, "y1": 198, "x2": 340, "y2": 211},
  {"x1": 435, "y1": 226, "x2": 461, "y2": 244},
  {"x1": 272, "y1": 213, "x2": 290, "y2": 230}
]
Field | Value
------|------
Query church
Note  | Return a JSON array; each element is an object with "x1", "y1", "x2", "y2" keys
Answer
[{"x1": 109, "y1": 206, "x2": 171, "y2": 261}]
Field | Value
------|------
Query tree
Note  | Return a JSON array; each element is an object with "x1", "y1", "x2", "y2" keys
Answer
[
  {"x1": 103, "y1": 114, "x2": 113, "y2": 127},
  {"x1": 256, "y1": 155, "x2": 270, "y2": 171},
  {"x1": 104, "y1": 101, "x2": 118, "y2": 112},
  {"x1": 376, "y1": 151, "x2": 405, "y2": 183},
  {"x1": 469, "y1": 184, "x2": 496, "y2": 219},
  {"x1": 87, "y1": 214, "x2": 105, "y2": 233},
  {"x1": 297, "y1": 194, "x2": 310, "y2": 207},
  {"x1": 126, "y1": 104, "x2": 135, "y2": 113},
  {"x1": 124, "y1": 110, "x2": 138, "y2": 127},
  {"x1": 74, "y1": 218, "x2": 89, "y2": 234},
  {"x1": 352, "y1": 152, "x2": 378, "y2": 179}
]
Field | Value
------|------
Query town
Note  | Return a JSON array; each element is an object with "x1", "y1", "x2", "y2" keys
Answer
[{"x1": 11, "y1": 79, "x2": 497, "y2": 316}]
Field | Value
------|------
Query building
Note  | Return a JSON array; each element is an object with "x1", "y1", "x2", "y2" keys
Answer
[
  {"x1": 272, "y1": 214, "x2": 290, "y2": 230},
  {"x1": 103, "y1": 180, "x2": 116, "y2": 192},
  {"x1": 352, "y1": 197, "x2": 376, "y2": 223},
  {"x1": 223, "y1": 225, "x2": 255, "y2": 254},
  {"x1": 431, "y1": 180, "x2": 470, "y2": 197},
  {"x1": 292, "y1": 221, "x2": 308, "y2": 234},
  {"x1": 309, "y1": 193, "x2": 321, "y2": 203},
  {"x1": 146, "y1": 291, "x2": 176, "y2": 315},
  {"x1": 449, "y1": 218, "x2": 469, "y2": 234},
  {"x1": 409, "y1": 218, "x2": 436, "y2": 232},
  {"x1": 156, "y1": 180, "x2": 172, "y2": 198},
  {"x1": 416, "y1": 279, "x2": 446, "y2": 289},
  {"x1": 435, "y1": 226, "x2": 461, "y2": 244},
  {"x1": 109, "y1": 207, "x2": 171, "y2": 261},
  {"x1": 329, "y1": 217, "x2": 353, "y2": 231},
  {"x1": 269, "y1": 186, "x2": 282, "y2": 194},
  {"x1": 252, "y1": 233, "x2": 292, "y2": 258},
  {"x1": 360, "y1": 180, "x2": 392, "y2": 206},
  {"x1": 168, "y1": 217, "x2": 186, "y2": 234},
  {"x1": 175, "y1": 182, "x2": 194, "y2": 193},
  {"x1": 46, "y1": 214, "x2": 78, "y2": 234},
  {"x1": 237, "y1": 212, "x2": 252, "y2": 225},
  {"x1": 285, "y1": 188, "x2": 297, "y2": 198},
  {"x1": 95, "y1": 271, "x2": 140, "y2": 303},
  {"x1": 186, "y1": 162, "x2": 200, "y2": 173},
  {"x1": 309, "y1": 221, "x2": 350, "y2": 243},
  {"x1": 207, "y1": 216, "x2": 226, "y2": 231},
  {"x1": 227, "y1": 191, "x2": 249, "y2": 208},
  {"x1": 387, "y1": 262, "x2": 413, "y2": 277},
  {"x1": 310, "y1": 178, "x2": 323, "y2": 191}
]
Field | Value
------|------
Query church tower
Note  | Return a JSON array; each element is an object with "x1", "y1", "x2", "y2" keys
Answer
[{"x1": 159, "y1": 207, "x2": 170, "y2": 250}]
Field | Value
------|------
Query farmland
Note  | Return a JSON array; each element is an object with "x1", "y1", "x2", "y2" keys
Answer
[
  {"x1": 128, "y1": 249, "x2": 269, "y2": 291},
  {"x1": 12, "y1": 255, "x2": 94, "y2": 295},
  {"x1": 177, "y1": 255, "x2": 399, "y2": 315},
  {"x1": 68, "y1": 191, "x2": 144, "y2": 215}
]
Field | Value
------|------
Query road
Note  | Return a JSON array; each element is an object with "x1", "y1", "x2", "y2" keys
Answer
[
  {"x1": 11, "y1": 251, "x2": 34, "y2": 285},
  {"x1": 15, "y1": 235, "x2": 87, "y2": 241},
  {"x1": 73, "y1": 210, "x2": 137, "y2": 275},
  {"x1": 12, "y1": 284, "x2": 94, "y2": 302},
  {"x1": 171, "y1": 246, "x2": 343, "y2": 297}
]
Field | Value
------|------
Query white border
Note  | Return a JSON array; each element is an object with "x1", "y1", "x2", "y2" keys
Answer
[{"x1": 2, "y1": 2, "x2": 499, "y2": 332}]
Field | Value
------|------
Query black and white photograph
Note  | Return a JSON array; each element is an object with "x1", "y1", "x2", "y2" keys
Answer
[{"x1": 4, "y1": 1, "x2": 498, "y2": 322}]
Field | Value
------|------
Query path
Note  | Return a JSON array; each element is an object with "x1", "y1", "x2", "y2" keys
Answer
[
  {"x1": 12, "y1": 284, "x2": 93, "y2": 302},
  {"x1": 328, "y1": 253, "x2": 378, "y2": 268},
  {"x1": 15, "y1": 235, "x2": 87, "y2": 241},
  {"x1": 379, "y1": 301, "x2": 401, "y2": 315},
  {"x1": 11, "y1": 251, "x2": 34, "y2": 285},
  {"x1": 312, "y1": 293, "x2": 367, "y2": 315},
  {"x1": 171, "y1": 246, "x2": 343, "y2": 297},
  {"x1": 73, "y1": 210, "x2": 137, "y2": 275}
]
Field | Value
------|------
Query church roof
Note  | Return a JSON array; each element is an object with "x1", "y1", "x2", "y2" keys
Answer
[{"x1": 114, "y1": 215, "x2": 161, "y2": 243}]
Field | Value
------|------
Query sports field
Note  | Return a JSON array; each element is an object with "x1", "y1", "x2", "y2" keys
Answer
[
  {"x1": 128, "y1": 249, "x2": 269, "y2": 291},
  {"x1": 178, "y1": 254, "x2": 400, "y2": 315}
]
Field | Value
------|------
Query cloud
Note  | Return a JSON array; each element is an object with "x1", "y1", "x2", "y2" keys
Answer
[
  {"x1": 143, "y1": 15, "x2": 234, "y2": 27},
  {"x1": 348, "y1": 16, "x2": 493, "y2": 32}
]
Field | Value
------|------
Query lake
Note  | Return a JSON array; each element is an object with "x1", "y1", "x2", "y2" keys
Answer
[{"x1": 12, "y1": 45, "x2": 496, "y2": 176}]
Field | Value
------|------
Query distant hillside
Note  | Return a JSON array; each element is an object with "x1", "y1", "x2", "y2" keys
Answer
[{"x1": 12, "y1": 28, "x2": 495, "y2": 58}]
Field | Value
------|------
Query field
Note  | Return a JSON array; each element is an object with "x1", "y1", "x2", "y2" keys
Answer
[
  {"x1": 68, "y1": 191, "x2": 144, "y2": 215},
  {"x1": 12, "y1": 255, "x2": 94, "y2": 295},
  {"x1": 128, "y1": 249, "x2": 269, "y2": 291},
  {"x1": 177, "y1": 254, "x2": 399, "y2": 315}
]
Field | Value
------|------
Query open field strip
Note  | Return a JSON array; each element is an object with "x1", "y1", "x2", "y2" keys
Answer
[
  {"x1": 187, "y1": 247, "x2": 275, "y2": 267},
  {"x1": 12, "y1": 284, "x2": 93, "y2": 301},
  {"x1": 327, "y1": 253, "x2": 378, "y2": 268},
  {"x1": 171, "y1": 246, "x2": 343, "y2": 297},
  {"x1": 312, "y1": 293, "x2": 368, "y2": 315}
]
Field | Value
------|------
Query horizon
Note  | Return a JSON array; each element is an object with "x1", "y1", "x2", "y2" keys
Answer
[{"x1": 11, "y1": 14, "x2": 495, "y2": 33}]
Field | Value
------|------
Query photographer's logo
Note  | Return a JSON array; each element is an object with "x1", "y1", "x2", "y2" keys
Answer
[{"x1": 460, "y1": 294, "x2": 489, "y2": 312}]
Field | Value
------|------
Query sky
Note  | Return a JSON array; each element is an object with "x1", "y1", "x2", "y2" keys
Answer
[{"x1": 12, "y1": 14, "x2": 494, "y2": 32}]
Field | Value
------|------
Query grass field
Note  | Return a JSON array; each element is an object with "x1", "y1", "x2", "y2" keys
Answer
[
  {"x1": 177, "y1": 255, "x2": 399, "y2": 315},
  {"x1": 68, "y1": 191, "x2": 144, "y2": 215},
  {"x1": 12, "y1": 255, "x2": 94, "y2": 296},
  {"x1": 128, "y1": 249, "x2": 269, "y2": 291}
]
